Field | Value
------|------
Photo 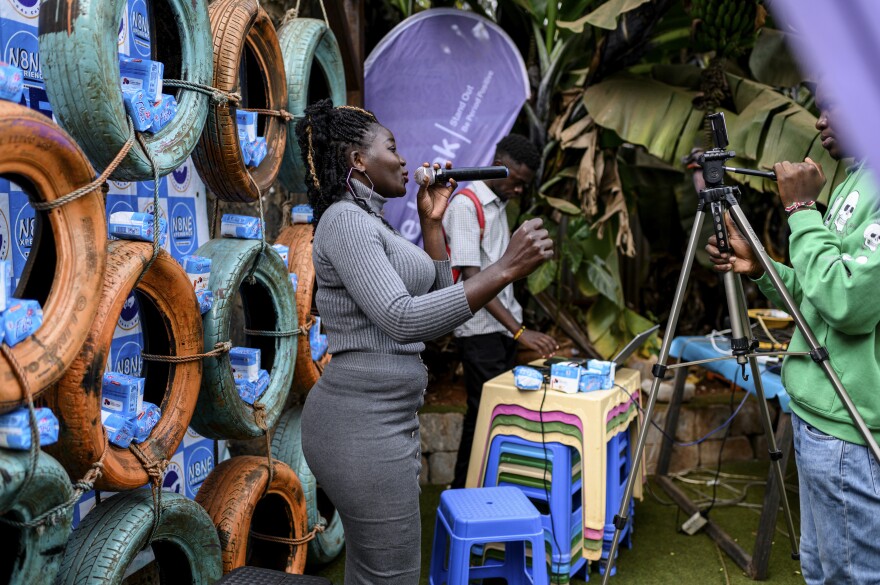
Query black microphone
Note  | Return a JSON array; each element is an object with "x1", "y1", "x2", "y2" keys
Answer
[{"x1": 414, "y1": 165, "x2": 508, "y2": 186}]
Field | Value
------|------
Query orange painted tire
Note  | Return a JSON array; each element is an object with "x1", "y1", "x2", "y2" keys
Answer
[
  {"x1": 275, "y1": 224, "x2": 330, "y2": 394},
  {"x1": 191, "y1": 0, "x2": 287, "y2": 202},
  {"x1": 0, "y1": 102, "x2": 106, "y2": 412},
  {"x1": 44, "y1": 241, "x2": 203, "y2": 491},
  {"x1": 195, "y1": 455, "x2": 308, "y2": 574}
]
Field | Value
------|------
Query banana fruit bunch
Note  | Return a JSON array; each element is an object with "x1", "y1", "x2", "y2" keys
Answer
[{"x1": 689, "y1": 0, "x2": 759, "y2": 57}]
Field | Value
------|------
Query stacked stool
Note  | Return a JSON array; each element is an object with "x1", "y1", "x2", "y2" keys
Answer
[
  {"x1": 600, "y1": 429, "x2": 634, "y2": 577},
  {"x1": 429, "y1": 486, "x2": 549, "y2": 585}
]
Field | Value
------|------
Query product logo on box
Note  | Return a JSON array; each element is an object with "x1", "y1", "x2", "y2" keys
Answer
[
  {"x1": 111, "y1": 337, "x2": 143, "y2": 377},
  {"x1": 118, "y1": 291, "x2": 141, "y2": 331},
  {"x1": 129, "y1": 0, "x2": 151, "y2": 58},
  {"x1": 162, "y1": 461, "x2": 184, "y2": 493},
  {"x1": 186, "y1": 445, "x2": 214, "y2": 498},
  {"x1": 7, "y1": 0, "x2": 40, "y2": 19},
  {"x1": 4, "y1": 28, "x2": 41, "y2": 85},
  {"x1": 14, "y1": 198, "x2": 34, "y2": 263},
  {"x1": 170, "y1": 165, "x2": 191, "y2": 193},
  {"x1": 170, "y1": 200, "x2": 196, "y2": 256}
]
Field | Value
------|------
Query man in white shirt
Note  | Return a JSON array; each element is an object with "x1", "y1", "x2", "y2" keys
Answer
[{"x1": 443, "y1": 134, "x2": 558, "y2": 489}]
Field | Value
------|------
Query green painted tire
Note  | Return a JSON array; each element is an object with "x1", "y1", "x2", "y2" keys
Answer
[
  {"x1": 39, "y1": 0, "x2": 213, "y2": 181},
  {"x1": 57, "y1": 490, "x2": 222, "y2": 585},
  {"x1": 191, "y1": 238, "x2": 296, "y2": 439},
  {"x1": 271, "y1": 407, "x2": 345, "y2": 564},
  {"x1": 0, "y1": 451, "x2": 73, "y2": 585},
  {"x1": 277, "y1": 18, "x2": 347, "y2": 192}
]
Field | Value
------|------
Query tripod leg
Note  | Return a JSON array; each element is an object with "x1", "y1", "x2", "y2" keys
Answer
[
  {"x1": 727, "y1": 274, "x2": 800, "y2": 561},
  {"x1": 726, "y1": 204, "x2": 880, "y2": 465},
  {"x1": 600, "y1": 210, "x2": 709, "y2": 585}
]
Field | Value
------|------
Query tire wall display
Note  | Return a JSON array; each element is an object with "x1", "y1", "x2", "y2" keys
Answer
[
  {"x1": 275, "y1": 224, "x2": 330, "y2": 395},
  {"x1": 57, "y1": 490, "x2": 222, "y2": 585},
  {"x1": 39, "y1": 0, "x2": 213, "y2": 181},
  {"x1": 191, "y1": 238, "x2": 296, "y2": 439},
  {"x1": 192, "y1": 0, "x2": 287, "y2": 202},
  {"x1": 45, "y1": 241, "x2": 203, "y2": 491},
  {"x1": 271, "y1": 407, "x2": 345, "y2": 564},
  {"x1": 0, "y1": 451, "x2": 74, "y2": 585},
  {"x1": 0, "y1": 102, "x2": 106, "y2": 412},
  {"x1": 195, "y1": 456, "x2": 308, "y2": 573},
  {"x1": 277, "y1": 17, "x2": 347, "y2": 192}
]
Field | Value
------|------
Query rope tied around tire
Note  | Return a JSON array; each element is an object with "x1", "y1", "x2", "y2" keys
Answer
[
  {"x1": 142, "y1": 341, "x2": 233, "y2": 363},
  {"x1": 243, "y1": 327, "x2": 301, "y2": 337},
  {"x1": 239, "y1": 107, "x2": 298, "y2": 123},
  {"x1": 252, "y1": 401, "x2": 275, "y2": 496},
  {"x1": 249, "y1": 520, "x2": 326, "y2": 546},
  {"x1": 163, "y1": 79, "x2": 242, "y2": 107},
  {"x1": 30, "y1": 117, "x2": 136, "y2": 212},
  {"x1": 129, "y1": 442, "x2": 169, "y2": 544},
  {"x1": 283, "y1": 0, "x2": 330, "y2": 27}
]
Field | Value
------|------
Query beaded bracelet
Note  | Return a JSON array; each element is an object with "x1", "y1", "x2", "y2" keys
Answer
[
  {"x1": 784, "y1": 200, "x2": 815, "y2": 215},
  {"x1": 513, "y1": 325, "x2": 526, "y2": 341}
]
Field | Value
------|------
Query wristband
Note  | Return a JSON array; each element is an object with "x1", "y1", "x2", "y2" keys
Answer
[
  {"x1": 784, "y1": 200, "x2": 815, "y2": 215},
  {"x1": 513, "y1": 325, "x2": 526, "y2": 341}
]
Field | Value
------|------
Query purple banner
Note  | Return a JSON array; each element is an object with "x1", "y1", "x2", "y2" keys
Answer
[
  {"x1": 770, "y1": 1, "x2": 880, "y2": 165},
  {"x1": 364, "y1": 9, "x2": 528, "y2": 245}
]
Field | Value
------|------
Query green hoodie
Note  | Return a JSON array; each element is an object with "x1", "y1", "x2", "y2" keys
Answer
[{"x1": 755, "y1": 164, "x2": 880, "y2": 445}]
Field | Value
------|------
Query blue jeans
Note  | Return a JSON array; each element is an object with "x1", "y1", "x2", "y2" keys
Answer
[{"x1": 792, "y1": 412, "x2": 880, "y2": 584}]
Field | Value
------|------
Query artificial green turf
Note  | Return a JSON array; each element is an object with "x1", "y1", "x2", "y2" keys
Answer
[{"x1": 313, "y1": 461, "x2": 805, "y2": 584}]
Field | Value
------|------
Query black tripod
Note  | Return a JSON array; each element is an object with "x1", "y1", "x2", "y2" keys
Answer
[{"x1": 601, "y1": 113, "x2": 880, "y2": 583}]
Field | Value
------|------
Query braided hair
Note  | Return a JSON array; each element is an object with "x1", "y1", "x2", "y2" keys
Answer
[{"x1": 295, "y1": 99, "x2": 396, "y2": 230}]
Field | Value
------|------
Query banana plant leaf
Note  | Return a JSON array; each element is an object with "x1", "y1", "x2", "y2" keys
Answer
[
  {"x1": 748, "y1": 28, "x2": 805, "y2": 88},
  {"x1": 557, "y1": 0, "x2": 651, "y2": 33}
]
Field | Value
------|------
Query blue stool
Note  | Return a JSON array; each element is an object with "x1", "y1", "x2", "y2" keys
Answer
[
  {"x1": 599, "y1": 429, "x2": 634, "y2": 577},
  {"x1": 429, "y1": 487, "x2": 549, "y2": 585}
]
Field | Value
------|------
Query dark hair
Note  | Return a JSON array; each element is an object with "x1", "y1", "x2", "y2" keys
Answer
[
  {"x1": 295, "y1": 99, "x2": 394, "y2": 228},
  {"x1": 495, "y1": 133, "x2": 541, "y2": 171}
]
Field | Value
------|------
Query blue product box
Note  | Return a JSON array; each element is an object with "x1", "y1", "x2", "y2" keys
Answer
[
  {"x1": 101, "y1": 371, "x2": 144, "y2": 417},
  {"x1": 195, "y1": 289, "x2": 212, "y2": 314},
  {"x1": 236, "y1": 110, "x2": 257, "y2": 142},
  {"x1": 150, "y1": 94, "x2": 176, "y2": 133},
  {"x1": 101, "y1": 410, "x2": 135, "y2": 448},
  {"x1": 108, "y1": 332, "x2": 144, "y2": 377},
  {"x1": 549, "y1": 361, "x2": 581, "y2": 394},
  {"x1": 220, "y1": 214, "x2": 262, "y2": 240},
  {"x1": 122, "y1": 88, "x2": 154, "y2": 132},
  {"x1": 108, "y1": 211, "x2": 167, "y2": 245},
  {"x1": 309, "y1": 316, "x2": 328, "y2": 362},
  {"x1": 0, "y1": 406, "x2": 58, "y2": 449},
  {"x1": 513, "y1": 366, "x2": 544, "y2": 391},
  {"x1": 236, "y1": 368, "x2": 270, "y2": 404},
  {"x1": 290, "y1": 273, "x2": 298, "y2": 292},
  {"x1": 132, "y1": 401, "x2": 160, "y2": 443},
  {"x1": 230, "y1": 346, "x2": 260, "y2": 382},
  {"x1": 180, "y1": 254, "x2": 211, "y2": 292},
  {"x1": 271, "y1": 244, "x2": 288, "y2": 269},
  {"x1": 127, "y1": 0, "x2": 151, "y2": 59},
  {"x1": 184, "y1": 440, "x2": 214, "y2": 499},
  {"x1": 167, "y1": 197, "x2": 197, "y2": 259},
  {"x1": 290, "y1": 204, "x2": 314, "y2": 224},
  {"x1": 119, "y1": 56, "x2": 163, "y2": 102},
  {"x1": 0, "y1": 61, "x2": 23, "y2": 102},
  {"x1": 250, "y1": 137, "x2": 267, "y2": 167},
  {"x1": 578, "y1": 359, "x2": 616, "y2": 392},
  {"x1": 0, "y1": 258, "x2": 10, "y2": 312},
  {"x1": 9, "y1": 185, "x2": 33, "y2": 285},
  {"x1": 3, "y1": 297, "x2": 41, "y2": 346},
  {"x1": 239, "y1": 139, "x2": 252, "y2": 166}
]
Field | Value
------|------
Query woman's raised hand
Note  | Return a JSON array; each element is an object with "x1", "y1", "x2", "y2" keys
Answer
[
  {"x1": 416, "y1": 161, "x2": 457, "y2": 223},
  {"x1": 498, "y1": 218, "x2": 554, "y2": 281}
]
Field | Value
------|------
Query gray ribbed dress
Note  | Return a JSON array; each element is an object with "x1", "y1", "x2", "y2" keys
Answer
[{"x1": 301, "y1": 189, "x2": 474, "y2": 584}]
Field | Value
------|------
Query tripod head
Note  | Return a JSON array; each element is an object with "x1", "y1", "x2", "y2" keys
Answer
[{"x1": 698, "y1": 112, "x2": 777, "y2": 183}]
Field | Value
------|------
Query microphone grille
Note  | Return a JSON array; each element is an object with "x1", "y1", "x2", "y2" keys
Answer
[{"x1": 414, "y1": 166, "x2": 432, "y2": 185}]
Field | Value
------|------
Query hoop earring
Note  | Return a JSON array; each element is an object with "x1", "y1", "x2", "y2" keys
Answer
[{"x1": 346, "y1": 167, "x2": 374, "y2": 202}]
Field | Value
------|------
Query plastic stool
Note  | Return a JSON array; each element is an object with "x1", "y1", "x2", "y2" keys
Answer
[
  {"x1": 215, "y1": 566, "x2": 332, "y2": 584},
  {"x1": 599, "y1": 429, "x2": 634, "y2": 577},
  {"x1": 429, "y1": 487, "x2": 549, "y2": 585}
]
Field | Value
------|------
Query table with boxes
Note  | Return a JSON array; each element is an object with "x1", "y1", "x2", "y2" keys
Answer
[{"x1": 463, "y1": 362, "x2": 643, "y2": 582}]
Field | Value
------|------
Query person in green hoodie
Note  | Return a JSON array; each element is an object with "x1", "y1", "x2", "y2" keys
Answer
[{"x1": 706, "y1": 84, "x2": 880, "y2": 584}]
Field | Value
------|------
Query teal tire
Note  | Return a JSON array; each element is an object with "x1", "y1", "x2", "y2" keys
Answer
[
  {"x1": 57, "y1": 490, "x2": 222, "y2": 585},
  {"x1": 39, "y1": 0, "x2": 213, "y2": 181},
  {"x1": 277, "y1": 18, "x2": 347, "y2": 192},
  {"x1": 191, "y1": 238, "x2": 297, "y2": 439},
  {"x1": 0, "y1": 451, "x2": 74, "y2": 585},
  {"x1": 271, "y1": 406, "x2": 345, "y2": 564}
]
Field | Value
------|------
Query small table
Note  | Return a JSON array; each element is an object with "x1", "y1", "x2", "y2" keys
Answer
[{"x1": 656, "y1": 336, "x2": 795, "y2": 580}]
